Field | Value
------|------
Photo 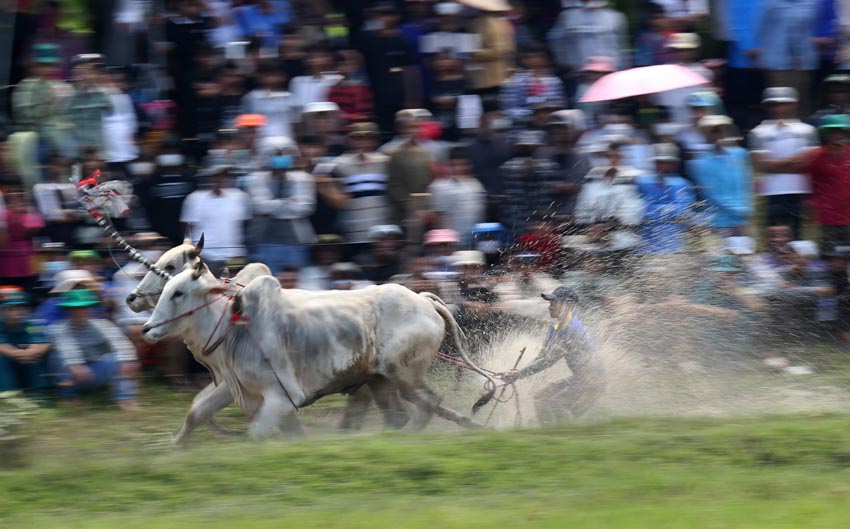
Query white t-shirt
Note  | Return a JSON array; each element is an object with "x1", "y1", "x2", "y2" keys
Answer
[
  {"x1": 748, "y1": 120, "x2": 818, "y2": 196},
  {"x1": 180, "y1": 189, "x2": 252, "y2": 261},
  {"x1": 427, "y1": 177, "x2": 486, "y2": 243}
]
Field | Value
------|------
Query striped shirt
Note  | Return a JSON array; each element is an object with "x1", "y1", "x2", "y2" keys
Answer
[
  {"x1": 48, "y1": 319, "x2": 137, "y2": 365},
  {"x1": 329, "y1": 152, "x2": 391, "y2": 244}
]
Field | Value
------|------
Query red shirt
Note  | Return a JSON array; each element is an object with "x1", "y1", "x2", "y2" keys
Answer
[{"x1": 807, "y1": 146, "x2": 850, "y2": 226}]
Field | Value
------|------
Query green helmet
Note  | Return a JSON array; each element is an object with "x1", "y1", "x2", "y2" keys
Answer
[{"x1": 819, "y1": 114, "x2": 850, "y2": 131}]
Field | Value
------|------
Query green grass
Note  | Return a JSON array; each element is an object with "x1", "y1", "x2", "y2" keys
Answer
[{"x1": 4, "y1": 381, "x2": 850, "y2": 529}]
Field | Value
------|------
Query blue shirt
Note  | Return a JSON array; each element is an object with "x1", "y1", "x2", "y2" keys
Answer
[
  {"x1": 0, "y1": 318, "x2": 49, "y2": 347},
  {"x1": 522, "y1": 313, "x2": 602, "y2": 379},
  {"x1": 688, "y1": 146, "x2": 753, "y2": 228},
  {"x1": 235, "y1": 1, "x2": 293, "y2": 48},
  {"x1": 635, "y1": 174, "x2": 695, "y2": 254},
  {"x1": 756, "y1": 0, "x2": 819, "y2": 71}
]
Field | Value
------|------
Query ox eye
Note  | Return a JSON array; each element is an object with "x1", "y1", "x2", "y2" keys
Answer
[
  {"x1": 165, "y1": 265, "x2": 175, "y2": 272},
  {"x1": 172, "y1": 290, "x2": 183, "y2": 299}
]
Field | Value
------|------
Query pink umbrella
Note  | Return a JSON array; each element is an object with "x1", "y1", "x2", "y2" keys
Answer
[{"x1": 579, "y1": 64, "x2": 710, "y2": 103}]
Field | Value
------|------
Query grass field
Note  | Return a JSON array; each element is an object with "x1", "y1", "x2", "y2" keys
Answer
[{"x1": 4, "y1": 379, "x2": 850, "y2": 529}]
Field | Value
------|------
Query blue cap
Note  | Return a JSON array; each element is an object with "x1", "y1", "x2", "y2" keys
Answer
[{"x1": 541, "y1": 286, "x2": 579, "y2": 303}]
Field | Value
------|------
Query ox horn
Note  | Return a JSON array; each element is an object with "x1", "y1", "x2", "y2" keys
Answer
[
  {"x1": 191, "y1": 259, "x2": 207, "y2": 280},
  {"x1": 194, "y1": 233, "x2": 205, "y2": 254}
]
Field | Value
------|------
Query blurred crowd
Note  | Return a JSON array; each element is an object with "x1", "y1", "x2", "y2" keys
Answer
[{"x1": 2, "y1": 0, "x2": 850, "y2": 406}]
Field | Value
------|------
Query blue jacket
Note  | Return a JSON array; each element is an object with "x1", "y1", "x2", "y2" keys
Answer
[
  {"x1": 756, "y1": 0, "x2": 819, "y2": 71},
  {"x1": 635, "y1": 174, "x2": 695, "y2": 254},
  {"x1": 688, "y1": 146, "x2": 753, "y2": 228}
]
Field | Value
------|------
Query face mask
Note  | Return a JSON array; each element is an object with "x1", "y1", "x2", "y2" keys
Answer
[
  {"x1": 476, "y1": 240, "x2": 501, "y2": 254},
  {"x1": 270, "y1": 155, "x2": 294, "y2": 170},
  {"x1": 156, "y1": 154, "x2": 184, "y2": 167},
  {"x1": 653, "y1": 123, "x2": 680, "y2": 138},
  {"x1": 128, "y1": 162, "x2": 155, "y2": 176},
  {"x1": 41, "y1": 260, "x2": 70, "y2": 277}
]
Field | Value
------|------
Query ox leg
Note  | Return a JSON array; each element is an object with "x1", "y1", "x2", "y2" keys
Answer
[
  {"x1": 173, "y1": 382, "x2": 236, "y2": 445},
  {"x1": 249, "y1": 389, "x2": 296, "y2": 439},
  {"x1": 398, "y1": 384, "x2": 440, "y2": 431},
  {"x1": 368, "y1": 378, "x2": 410, "y2": 429},
  {"x1": 339, "y1": 386, "x2": 373, "y2": 431}
]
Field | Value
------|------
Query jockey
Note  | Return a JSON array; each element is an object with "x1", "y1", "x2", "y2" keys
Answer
[{"x1": 501, "y1": 286, "x2": 606, "y2": 423}]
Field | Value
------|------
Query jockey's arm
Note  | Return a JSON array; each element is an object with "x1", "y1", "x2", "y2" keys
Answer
[{"x1": 516, "y1": 344, "x2": 566, "y2": 380}]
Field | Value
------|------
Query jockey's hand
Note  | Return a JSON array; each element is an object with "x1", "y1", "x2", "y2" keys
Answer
[{"x1": 501, "y1": 369, "x2": 521, "y2": 384}]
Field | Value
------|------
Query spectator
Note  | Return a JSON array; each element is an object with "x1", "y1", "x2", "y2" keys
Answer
[
  {"x1": 386, "y1": 121, "x2": 434, "y2": 226},
  {"x1": 361, "y1": 2, "x2": 421, "y2": 134},
  {"x1": 635, "y1": 143, "x2": 695, "y2": 255},
  {"x1": 467, "y1": 0, "x2": 515, "y2": 110},
  {"x1": 389, "y1": 253, "x2": 442, "y2": 294},
  {"x1": 288, "y1": 49, "x2": 343, "y2": 114},
  {"x1": 301, "y1": 102, "x2": 347, "y2": 156},
  {"x1": 321, "y1": 122, "x2": 391, "y2": 245},
  {"x1": 468, "y1": 112, "x2": 512, "y2": 205},
  {"x1": 689, "y1": 115, "x2": 752, "y2": 237},
  {"x1": 247, "y1": 137, "x2": 316, "y2": 271},
  {"x1": 547, "y1": 0, "x2": 630, "y2": 74},
  {"x1": 635, "y1": 2, "x2": 672, "y2": 67},
  {"x1": 800, "y1": 114, "x2": 850, "y2": 247},
  {"x1": 327, "y1": 49, "x2": 375, "y2": 123},
  {"x1": 656, "y1": 33, "x2": 713, "y2": 126},
  {"x1": 428, "y1": 50, "x2": 467, "y2": 141},
  {"x1": 574, "y1": 141, "x2": 645, "y2": 247},
  {"x1": 102, "y1": 67, "x2": 139, "y2": 177},
  {"x1": 500, "y1": 130, "x2": 560, "y2": 237},
  {"x1": 356, "y1": 224, "x2": 404, "y2": 284},
  {"x1": 240, "y1": 60, "x2": 296, "y2": 140},
  {"x1": 423, "y1": 228, "x2": 460, "y2": 273},
  {"x1": 0, "y1": 192, "x2": 44, "y2": 292},
  {"x1": 499, "y1": 43, "x2": 565, "y2": 124},
  {"x1": 807, "y1": 74, "x2": 850, "y2": 127},
  {"x1": 756, "y1": 0, "x2": 819, "y2": 117},
  {"x1": 822, "y1": 244, "x2": 850, "y2": 349},
  {"x1": 749, "y1": 87, "x2": 819, "y2": 239},
  {"x1": 539, "y1": 110, "x2": 592, "y2": 222},
  {"x1": 328, "y1": 262, "x2": 373, "y2": 290},
  {"x1": 49, "y1": 289, "x2": 140, "y2": 411},
  {"x1": 11, "y1": 43, "x2": 74, "y2": 159},
  {"x1": 277, "y1": 263, "x2": 300, "y2": 289},
  {"x1": 427, "y1": 146, "x2": 486, "y2": 245},
  {"x1": 0, "y1": 291, "x2": 50, "y2": 393},
  {"x1": 676, "y1": 91, "x2": 723, "y2": 158},
  {"x1": 236, "y1": 0, "x2": 294, "y2": 49},
  {"x1": 68, "y1": 54, "x2": 113, "y2": 159},
  {"x1": 574, "y1": 56, "x2": 616, "y2": 129},
  {"x1": 720, "y1": 0, "x2": 764, "y2": 129},
  {"x1": 180, "y1": 166, "x2": 252, "y2": 275},
  {"x1": 421, "y1": 2, "x2": 479, "y2": 57},
  {"x1": 655, "y1": 0, "x2": 709, "y2": 31},
  {"x1": 279, "y1": 26, "x2": 307, "y2": 81},
  {"x1": 34, "y1": 269, "x2": 107, "y2": 325},
  {"x1": 299, "y1": 234, "x2": 344, "y2": 290},
  {"x1": 32, "y1": 156, "x2": 79, "y2": 246},
  {"x1": 136, "y1": 137, "x2": 196, "y2": 246}
]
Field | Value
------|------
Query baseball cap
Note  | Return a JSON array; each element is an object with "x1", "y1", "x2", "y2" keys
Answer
[
  {"x1": 50, "y1": 270, "x2": 98, "y2": 294},
  {"x1": 424, "y1": 229, "x2": 460, "y2": 245},
  {"x1": 667, "y1": 33, "x2": 701, "y2": 50},
  {"x1": 651, "y1": 143, "x2": 680, "y2": 162},
  {"x1": 818, "y1": 114, "x2": 850, "y2": 131},
  {"x1": 762, "y1": 86, "x2": 798, "y2": 104},
  {"x1": 541, "y1": 286, "x2": 579, "y2": 303},
  {"x1": 451, "y1": 250, "x2": 486, "y2": 267}
]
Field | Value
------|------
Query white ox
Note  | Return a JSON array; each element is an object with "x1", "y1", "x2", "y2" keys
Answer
[
  {"x1": 142, "y1": 261, "x2": 496, "y2": 437},
  {"x1": 126, "y1": 236, "x2": 274, "y2": 441}
]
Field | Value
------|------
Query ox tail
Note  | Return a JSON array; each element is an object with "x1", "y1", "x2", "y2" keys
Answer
[{"x1": 421, "y1": 292, "x2": 498, "y2": 414}]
